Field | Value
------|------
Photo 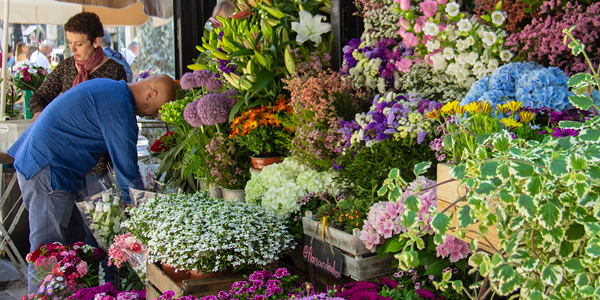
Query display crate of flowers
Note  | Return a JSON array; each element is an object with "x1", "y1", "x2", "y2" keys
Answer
[
  {"x1": 302, "y1": 211, "x2": 396, "y2": 282},
  {"x1": 123, "y1": 191, "x2": 294, "y2": 298}
]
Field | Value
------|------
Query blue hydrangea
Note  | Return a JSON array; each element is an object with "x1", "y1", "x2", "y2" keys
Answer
[{"x1": 460, "y1": 62, "x2": 574, "y2": 110}]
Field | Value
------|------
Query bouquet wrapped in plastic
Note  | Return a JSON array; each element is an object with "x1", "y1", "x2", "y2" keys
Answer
[
  {"x1": 108, "y1": 233, "x2": 148, "y2": 282},
  {"x1": 77, "y1": 175, "x2": 127, "y2": 251}
]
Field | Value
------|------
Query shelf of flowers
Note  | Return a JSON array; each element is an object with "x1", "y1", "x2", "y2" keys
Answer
[
  {"x1": 302, "y1": 211, "x2": 396, "y2": 281},
  {"x1": 436, "y1": 163, "x2": 500, "y2": 253}
]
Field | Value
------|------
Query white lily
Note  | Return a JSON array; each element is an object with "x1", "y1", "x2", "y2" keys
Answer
[{"x1": 291, "y1": 10, "x2": 331, "y2": 46}]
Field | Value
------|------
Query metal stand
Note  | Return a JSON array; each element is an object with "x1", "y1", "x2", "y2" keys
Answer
[{"x1": 0, "y1": 166, "x2": 27, "y2": 280}]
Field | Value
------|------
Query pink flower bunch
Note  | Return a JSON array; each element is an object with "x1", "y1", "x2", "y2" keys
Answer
[
  {"x1": 506, "y1": 0, "x2": 600, "y2": 76},
  {"x1": 22, "y1": 274, "x2": 70, "y2": 300},
  {"x1": 12, "y1": 60, "x2": 49, "y2": 91},
  {"x1": 204, "y1": 132, "x2": 247, "y2": 189},
  {"x1": 108, "y1": 233, "x2": 146, "y2": 269},
  {"x1": 475, "y1": 0, "x2": 535, "y2": 33},
  {"x1": 290, "y1": 48, "x2": 331, "y2": 80},
  {"x1": 354, "y1": 0, "x2": 386, "y2": 17},
  {"x1": 284, "y1": 71, "x2": 365, "y2": 169},
  {"x1": 360, "y1": 176, "x2": 437, "y2": 252},
  {"x1": 435, "y1": 234, "x2": 470, "y2": 262}
]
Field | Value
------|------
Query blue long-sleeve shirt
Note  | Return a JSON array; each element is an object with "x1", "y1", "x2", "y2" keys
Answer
[{"x1": 8, "y1": 78, "x2": 141, "y2": 203}]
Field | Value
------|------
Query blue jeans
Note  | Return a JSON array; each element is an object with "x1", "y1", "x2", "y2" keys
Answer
[{"x1": 17, "y1": 165, "x2": 86, "y2": 294}]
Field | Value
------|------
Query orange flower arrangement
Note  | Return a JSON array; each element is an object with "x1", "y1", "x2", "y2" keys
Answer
[{"x1": 230, "y1": 95, "x2": 293, "y2": 156}]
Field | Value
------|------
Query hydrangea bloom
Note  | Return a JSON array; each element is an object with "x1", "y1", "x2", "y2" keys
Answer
[
  {"x1": 460, "y1": 62, "x2": 573, "y2": 110},
  {"x1": 360, "y1": 176, "x2": 437, "y2": 251},
  {"x1": 435, "y1": 234, "x2": 470, "y2": 262},
  {"x1": 245, "y1": 158, "x2": 341, "y2": 217}
]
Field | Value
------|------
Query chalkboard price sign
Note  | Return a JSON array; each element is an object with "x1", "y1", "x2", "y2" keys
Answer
[{"x1": 303, "y1": 235, "x2": 344, "y2": 279}]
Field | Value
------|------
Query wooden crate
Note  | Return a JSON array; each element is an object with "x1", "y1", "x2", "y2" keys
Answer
[
  {"x1": 437, "y1": 163, "x2": 500, "y2": 253},
  {"x1": 302, "y1": 212, "x2": 396, "y2": 281},
  {"x1": 146, "y1": 263, "x2": 246, "y2": 299}
]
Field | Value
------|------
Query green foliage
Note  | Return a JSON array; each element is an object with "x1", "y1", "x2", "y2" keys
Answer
[
  {"x1": 394, "y1": 114, "x2": 600, "y2": 299},
  {"x1": 334, "y1": 139, "x2": 437, "y2": 208},
  {"x1": 563, "y1": 26, "x2": 600, "y2": 114}
]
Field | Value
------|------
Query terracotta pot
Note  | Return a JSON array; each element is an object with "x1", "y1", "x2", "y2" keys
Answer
[
  {"x1": 189, "y1": 269, "x2": 235, "y2": 279},
  {"x1": 250, "y1": 156, "x2": 283, "y2": 170},
  {"x1": 161, "y1": 263, "x2": 191, "y2": 286},
  {"x1": 221, "y1": 188, "x2": 246, "y2": 202}
]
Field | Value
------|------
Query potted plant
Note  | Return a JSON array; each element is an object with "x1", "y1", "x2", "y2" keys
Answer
[
  {"x1": 229, "y1": 96, "x2": 293, "y2": 170},
  {"x1": 123, "y1": 192, "x2": 295, "y2": 279},
  {"x1": 203, "y1": 132, "x2": 251, "y2": 200}
]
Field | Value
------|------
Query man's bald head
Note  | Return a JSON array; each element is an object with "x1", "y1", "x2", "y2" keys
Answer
[{"x1": 128, "y1": 74, "x2": 176, "y2": 117}]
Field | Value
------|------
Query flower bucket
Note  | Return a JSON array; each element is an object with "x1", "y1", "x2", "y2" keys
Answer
[
  {"x1": 221, "y1": 188, "x2": 246, "y2": 202},
  {"x1": 23, "y1": 90, "x2": 33, "y2": 119},
  {"x1": 161, "y1": 263, "x2": 191, "y2": 287},
  {"x1": 250, "y1": 156, "x2": 283, "y2": 170},
  {"x1": 199, "y1": 178, "x2": 223, "y2": 198}
]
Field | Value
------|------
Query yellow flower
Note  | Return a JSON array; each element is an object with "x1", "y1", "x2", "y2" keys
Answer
[
  {"x1": 425, "y1": 108, "x2": 442, "y2": 119},
  {"x1": 454, "y1": 104, "x2": 466, "y2": 115},
  {"x1": 519, "y1": 111, "x2": 535, "y2": 123},
  {"x1": 506, "y1": 100, "x2": 522, "y2": 112},
  {"x1": 479, "y1": 100, "x2": 493, "y2": 114},
  {"x1": 465, "y1": 102, "x2": 480, "y2": 114},
  {"x1": 496, "y1": 103, "x2": 510, "y2": 115},
  {"x1": 501, "y1": 117, "x2": 523, "y2": 130},
  {"x1": 441, "y1": 101, "x2": 458, "y2": 115}
]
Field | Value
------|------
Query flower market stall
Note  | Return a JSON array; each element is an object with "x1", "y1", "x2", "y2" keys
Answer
[{"x1": 15, "y1": 0, "x2": 600, "y2": 298}]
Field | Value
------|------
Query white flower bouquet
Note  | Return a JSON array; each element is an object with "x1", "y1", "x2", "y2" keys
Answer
[
  {"x1": 123, "y1": 191, "x2": 295, "y2": 273},
  {"x1": 245, "y1": 158, "x2": 341, "y2": 217},
  {"x1": 77, "y1": 190, "x2": 127, "y2": 251}
]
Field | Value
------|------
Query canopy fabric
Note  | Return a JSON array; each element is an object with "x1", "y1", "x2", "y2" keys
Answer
[
  {"x1": 0, "y1": 0, "x2": 172, "y2": 25},
  {"x1": 60, "y1": 0, "x2": 173, "y2": 20}
]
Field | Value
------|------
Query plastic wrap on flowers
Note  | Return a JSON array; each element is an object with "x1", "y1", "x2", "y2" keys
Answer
[
  {"x1": 108, "y1": 233, "x2": 148, "y2": 282},
  {"x1": 77, "y1": 175, "x2": 127, "y2": 251}
]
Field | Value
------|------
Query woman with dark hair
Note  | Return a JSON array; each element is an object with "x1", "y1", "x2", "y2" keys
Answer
[
  {"x1": 29, "y1": 12, "x2": 126, "y2": 121},
  {"x1": 26, "y1": 11, "x2": 126, "y2": 288}
]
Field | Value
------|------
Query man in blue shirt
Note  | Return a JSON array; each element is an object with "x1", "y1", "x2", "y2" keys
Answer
[{"x1": 8, "y1": 74, "x2": 176, "y2": 292}]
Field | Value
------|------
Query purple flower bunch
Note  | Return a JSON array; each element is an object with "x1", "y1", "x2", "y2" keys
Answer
[
  {"x1": 183, "y1": 93, "x2": 236, "y2": 127},
  {"x1": 180, "y1": 70, "x2": 222, "y2": 92},
  {"x1": 156, "y1": 269, "x2": 302, "y2": 300},
  {"x1": 435, "y1": 235, "x2": 471, "y2": 263},
  {"x1": 360, "y1": 176, "x2": 437, "y2": 251},
  {"x1": 204, "y1": 132, "x2": 246, "y2": 188},
  {"x1": 339, "y1": 92, "x2": 441, "y2": 152},
  {"x1": 341, "y1": 38, "x2": 414, "y2": 94},
  {"x1": 329, "y1": 279, "x2": 401, "y2": 300},
  {"x1": 66, "y1": 283, "x2": 145, "y2": 300}
]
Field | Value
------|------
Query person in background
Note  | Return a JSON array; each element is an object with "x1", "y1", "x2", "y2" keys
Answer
[
  {"x1": 100, "y1": 29, "x2": 132, "y2": 82},
  {"x1": 25, "y1": 46, "x2": 37, "y2": 62},
  {"x1": 15, "y1": 42, "x2": 28, "y2": 62},
  {"x1": 6, "y1": 45, "x2": 15, "y2": 68},
  {"x1": 123, "y1": 41, "x2": 138, "y2": 65},
  {"x1": 29, "y1": 40, "x2": 53, "y2": 72},
  {"x1": 8, "y1": 74, "x2": 176, "y2": 294}
]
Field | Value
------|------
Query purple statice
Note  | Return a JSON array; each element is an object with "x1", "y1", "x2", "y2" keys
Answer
[
  {"x1": 180, "y1": 72, "x2": 197, "y2": 90},
  {"x1": 183, "y1": 100, "x2": 202, "y2": 127},
  {"x1": 195, "y1": 93, "x2": 230, "y2": 125},
  {"x1": 193, "y1": 69, "x2": 222, "y2": 92}
]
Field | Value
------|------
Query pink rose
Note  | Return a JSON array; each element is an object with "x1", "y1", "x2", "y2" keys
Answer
[
  {"x1": 399, "y1": 0, "x2": 411, "y2": 11},
  {"x1": 395, "y1": 58, "x2": 413, "y2": 73},
  {"x1": 420, "y1": 0, "x2": 438, "y2": 17},
  {"x1": 403, "y1": 32, "x2": 420, "y2": 47}
]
